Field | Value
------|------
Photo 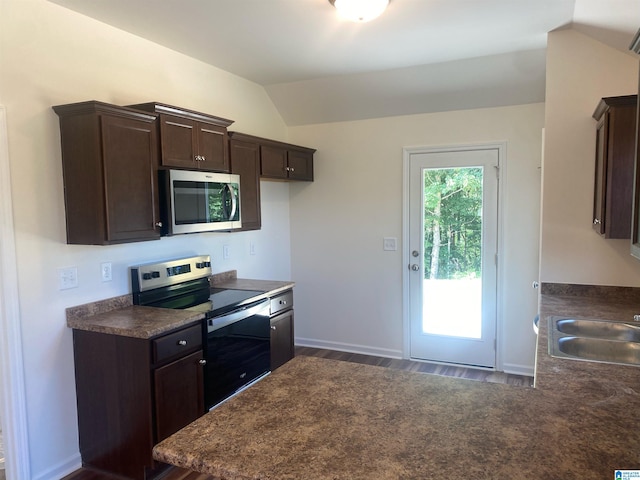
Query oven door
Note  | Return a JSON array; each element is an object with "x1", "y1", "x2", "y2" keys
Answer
[{"x1": 204, "y1": 298, "x2": 270, "y2": 409}]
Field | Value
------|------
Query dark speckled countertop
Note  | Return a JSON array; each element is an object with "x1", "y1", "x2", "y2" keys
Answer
[
  {"x1": 66, "y1": 272, "x2": 294, "y2": 339},
  {"x1": 152, "y1": 283, "x2": 640, "y2": 479}
]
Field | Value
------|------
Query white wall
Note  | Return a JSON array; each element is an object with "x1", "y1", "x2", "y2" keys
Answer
[
  {"x1": 0, "y1": 1, "x2": 291, "y2": 478},
  {"x1": 541, "y1": 29, "x2": 640, "y2": 285},
  {"x1": 288, "y1": 103, "x2": 544, "y2": 375}
]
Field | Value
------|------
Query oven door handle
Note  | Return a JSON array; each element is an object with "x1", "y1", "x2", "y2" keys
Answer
[{"x1": 207, "y1": 299, "x2": 269, "y2": 332}]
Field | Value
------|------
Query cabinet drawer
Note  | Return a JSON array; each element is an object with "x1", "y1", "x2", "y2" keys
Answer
[
  {"x1": 153, "y1": 324, "x2": 202, "y2": 364},
  {"x1": 270, "y1": 290, "x2": 293, "y2": 316}
]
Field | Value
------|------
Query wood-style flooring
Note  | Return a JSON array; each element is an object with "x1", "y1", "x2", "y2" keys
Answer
[{"x1": 62, "y1": 347, "x2": 533, "y2": 480}]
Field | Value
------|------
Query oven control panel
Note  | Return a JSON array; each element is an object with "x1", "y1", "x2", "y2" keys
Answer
[{"x1": 130, "y1": 255, "x2": 212, "y2": 292}]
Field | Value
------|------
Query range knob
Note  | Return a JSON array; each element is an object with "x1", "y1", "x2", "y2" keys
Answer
[
  {"x1": 142, "y1": 273, "x2": 152, "y2": 280},
  {"x1": 196, "y1": 262, "x2": 204, "y2": 268},
  {"x1": 204, "y1": 261, "x2": 211, "y2": 267},
  {"x1": 151, "y1": 271, "x2": 160, "y2": 278}
]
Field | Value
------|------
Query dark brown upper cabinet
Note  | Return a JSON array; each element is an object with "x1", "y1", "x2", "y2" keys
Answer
[
  {"x1": 259, "y1": 139, "x2": 315, "y2": 181},
  {"x1": 592, "y1": 95, "x2": 637, "y2": 239},
  {"x1": 52, "y1": 101, "x2": 161, "y2": 245},
  {"x1": 130, "y1": 102, "x2": 234, "y2": 173},
  {"x1": 228, "y1": 132, "x2": 262, "y2": 231}
]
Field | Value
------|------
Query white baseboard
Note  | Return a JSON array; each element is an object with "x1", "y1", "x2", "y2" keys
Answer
[
  {"x1": 502, "y1": 363, "x2": 534, "y2": 377},
  {"x1": 295, "y1": 337, "x2": 403, "y2": 360},
  {"x1": 33, "y1": 453, "x2": 80, "y2": 480}
]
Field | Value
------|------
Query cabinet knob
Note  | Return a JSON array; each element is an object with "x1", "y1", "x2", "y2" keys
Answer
[
  {"x1": 593, "y1": 218, "x2": 601, "y2": 225},
  {"x1": 290, "y1": 167, "x2": 295, "y2": 172},
  {"x1": 155, "y1": 221, "x2": 163, "y2": 228},
  {"x1": 198, "y1": 359, "x2": 207, "y2": 366},
  {"x1": 177, "y1": 340, "x2": 187, "y2": 346},
  {"x1": 270, "y1": 325, "x2": 277, "y2": 330},
  {"x1": 279, "y1": 300, "x2": 287, "y2": 305}
]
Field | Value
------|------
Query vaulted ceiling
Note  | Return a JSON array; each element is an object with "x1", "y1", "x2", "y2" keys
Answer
[{"x1": 48, "y1": 0, "x2": 640, "y2": 125}]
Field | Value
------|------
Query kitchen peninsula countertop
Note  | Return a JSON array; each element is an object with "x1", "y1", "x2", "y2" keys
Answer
[
  {"x1": 66, "y1": 273, "x2": 294, "y2": 339},
  {"x1": 153, "y1": 284, "x2": 640, "y2": 479}
]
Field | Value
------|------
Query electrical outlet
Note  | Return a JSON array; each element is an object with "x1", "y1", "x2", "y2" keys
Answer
[
  {"x1": 58, "y1": 266, "x2": 78, "y2": 290},
  {"x1": 101, "y1": 262, "x2": 112, "y2": 282},
  {"x1": 249, "y1": 242, "x2": 256, "y2": 256},
  {"x1": 223, "y1": 245, "x2": 230, "y2": 260},
  {"x1": 383, "y1": 237, "x2": 397, "y2": 251}
]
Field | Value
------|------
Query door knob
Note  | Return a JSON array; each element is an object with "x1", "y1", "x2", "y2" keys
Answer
[
  {"x1": 412, "y1": 250, "x2": 419, "y2": 257},
  {"x1": 410, "y1": 264, "x2": 420, "y2": 271}
]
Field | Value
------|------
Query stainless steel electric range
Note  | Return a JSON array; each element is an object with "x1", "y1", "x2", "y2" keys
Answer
[{"x1": 131, "y1": 255, "x2": 270, "y2": 410}]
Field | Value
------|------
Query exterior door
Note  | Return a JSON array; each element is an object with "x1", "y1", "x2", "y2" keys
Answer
[{"x1": 407, "y1": 146, "x2": 499, "y2": 368}]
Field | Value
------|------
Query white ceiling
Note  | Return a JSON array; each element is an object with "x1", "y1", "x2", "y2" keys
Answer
[{"x1": 48, "y1": 0, "x2": 640, "y2": 125}]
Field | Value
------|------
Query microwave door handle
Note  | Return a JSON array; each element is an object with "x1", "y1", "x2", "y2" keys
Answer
[{"x1": 226, "y1": 183, "x2": 237, "y2": 221}]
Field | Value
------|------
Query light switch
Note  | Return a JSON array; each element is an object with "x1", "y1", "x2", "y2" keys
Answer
[
  {"x1": 59, "y1": 266, "x2": 78, "y2": 290},
  {"x1": 383, "y1": 237, "x2": 397, "y2": 251}
]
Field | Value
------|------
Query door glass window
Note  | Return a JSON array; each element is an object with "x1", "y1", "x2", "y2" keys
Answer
[{"x1": 422, "y1": 166, "x2": 483, "y2": 339}]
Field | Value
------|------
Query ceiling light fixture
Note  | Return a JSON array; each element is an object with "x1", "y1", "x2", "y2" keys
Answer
[{"x1": 329, "y1": 0, "x2": 389, "y2": 23}]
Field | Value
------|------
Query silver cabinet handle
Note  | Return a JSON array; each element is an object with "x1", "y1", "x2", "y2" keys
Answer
[
  {"x1": 198, "y1": 359, "x2": 207, "y2": 366},
  {"x1": 270, "y1": 325, "x2": 277, "y2": 330},
  {"x1": 593, "y1": 219, "x2": 601, "y2": 225},
  {"x1": 177, "y1": 340, "x2": 187, "y2": 346},
  {"x1": 279, "y1": 300, "x2": 287, "y2": 305},
  {"x1": 155, "y1": 221, "x2": 163, "y2": 228}
]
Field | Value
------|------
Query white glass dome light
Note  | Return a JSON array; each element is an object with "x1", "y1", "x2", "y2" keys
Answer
[{"x1": 329, "y1": 0, "x2": 390, "y2": 23}]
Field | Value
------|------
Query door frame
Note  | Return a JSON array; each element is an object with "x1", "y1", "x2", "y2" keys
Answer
[
  {"x1": 402, "y1": 142, "x2": 506, "y2": 370},
  {"x1": 0, "y1": 105, "x2": 32, "y2": 480}
]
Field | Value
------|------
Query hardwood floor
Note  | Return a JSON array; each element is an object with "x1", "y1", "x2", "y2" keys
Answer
[
  {"x1": 295, "y1": 346, "x2": 534, "y2": 387},
  {"x1": 63, "y1": 347, "x2": 533, "y2": 480}
]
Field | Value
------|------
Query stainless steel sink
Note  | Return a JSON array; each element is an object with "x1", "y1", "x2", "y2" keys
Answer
[
  {"x1": 548, "y1": 316, "x2": 640, "y2": 367},
  {"x1": 557, "y1": 336, "x2": 640, "y2": 366},
  {"x1": 555, "y1": 318, "x2": 640, "y2": 342}
]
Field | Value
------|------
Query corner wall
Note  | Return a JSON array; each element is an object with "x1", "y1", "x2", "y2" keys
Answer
[
  {"x1": 288, "y1": 102, "x2": 544, "y2": 375},
  {"x1": 0, "y1": 1, "x2": 289, "y2": 478},
  {"x1": 541, "y1": 29, "x2": 640, "y2": 286}
]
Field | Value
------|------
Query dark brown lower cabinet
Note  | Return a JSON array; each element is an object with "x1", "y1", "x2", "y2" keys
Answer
[
  {"x1": 154, "y1": 350, "x2": 204, "y2": 442},
  {"x1": 72, "y1": 323, "x2": 205, "y2": 480},
  {"x1": 269, "y1": 290, "x2": 295, "y2": 371},
  {"x1": 270, "y1": 309, "x2": 294, "y2": 371}
]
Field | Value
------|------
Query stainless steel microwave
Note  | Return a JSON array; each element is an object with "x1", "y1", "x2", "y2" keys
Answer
[{"x1": 160, "y1": 169, "x2": 241, "y2": 235}]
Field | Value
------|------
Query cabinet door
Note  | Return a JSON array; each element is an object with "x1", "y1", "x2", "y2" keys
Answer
[
  {"x1": 101, "y1": 115, "x2": 160, "y2": 243},
  {"x1": 230, "y1": 138, "x2": 261, "y2": 230},
  {"x1": 270, "y1": 309, "x2": 294, "y2": 371},
  {"x1": 287, "y1": 150, "x2": 314, "y2": 181},
  {"x1": 158, "y1": 114, "x2": 198, "y2": 169},
  {"x1": 198, "y1": 122, "x2": 230, "y2": 172},
  {"x1": 593, "y1": 116, "x2": 607, "y2": 235},
  {"x1": 261, "y1": 144, "x2": 288, "y2": 179},
  {"x1": 154, "y1": 350, "x2": 205, "y2": 442},
  {"x1": 605, "y1": 105, "x2": 636, "y2": 239}
]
